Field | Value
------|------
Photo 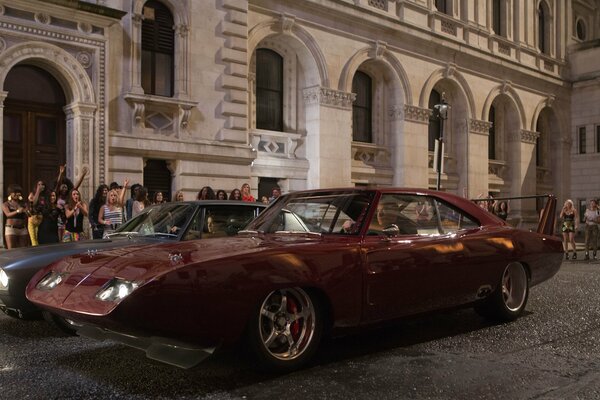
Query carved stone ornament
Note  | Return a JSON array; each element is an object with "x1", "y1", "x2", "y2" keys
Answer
[
  {"x1": 175, "y1": 24, "x2": 189, "y2": 37},
  {"x1": 370, "y1": 41, "x2": 387, "y2": 60},
  {"x1": 0, "y1": 5, "x2": 5, "y2": 15},
  {"x1": 546, "y1": 95, "x2": 555, "y2": 108},
  {"x1": 501, "y1": 80, "x2": 512, "y2": 94},
  {"x1": 280, "y1": 13, "x2": 295, "y2": 35},
  {"x1": 78, "y1": 22, "x2": 93, "y2": 34},
  {"x1": 404, "y1": 105, "x2": 432, "y2": 123},
  {"x1": 0, "y1": 37, "x2": 6, "y2": 54},
  {"x1": 388, "y1": 105, "x2": 404, "y2": 121},
  {"x1": 35, "y1": 13, "x2": 51, "y2": 25},
  {"x1": 76, "y1": 51, "x2": 93, "y2": 68},
  {"x1": 303, "y1": 86, "x2": 355, "y2": 110},
  {"x1": 444, "y1": 62, "x2": 456, "y2": 79},
  {"x1": 469, "y1": 119, "x2": 492, "y2": 135},
  {"x1": 520, "y1": 130, "x2": 539, "y2": 144},
  {"x1": 132, "y1": 13, "x2": 143, "y2": 25}
]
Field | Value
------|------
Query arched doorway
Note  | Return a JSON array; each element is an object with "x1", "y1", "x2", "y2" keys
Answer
[{"x1": 3, "y1": 65, "x2": 66, "y2": 194}]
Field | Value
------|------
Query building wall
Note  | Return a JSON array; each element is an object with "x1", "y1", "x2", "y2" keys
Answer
[{"x1": 0, "y1": 0, "x2": 598, "y2": 242}]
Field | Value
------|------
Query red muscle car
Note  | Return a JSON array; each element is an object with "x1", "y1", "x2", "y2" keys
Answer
[{"x1": 26, "y1": 188, "x2": 563, "y2": 371}]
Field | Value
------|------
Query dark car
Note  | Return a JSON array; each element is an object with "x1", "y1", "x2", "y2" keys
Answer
[
  {"x1": 0, "y1": 201, "x2": 265, "y2": 325},
  {"x1": 26, "y1": 188, "x2": 562, "y2": 370}
]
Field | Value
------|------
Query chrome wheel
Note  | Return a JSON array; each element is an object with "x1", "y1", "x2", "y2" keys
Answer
[
  {"x1": 501, "y1": 263, "x2": 528, "y2": 312},
  {"x1": 258, "y1": 288, "x2": 316, "y2": 361}
]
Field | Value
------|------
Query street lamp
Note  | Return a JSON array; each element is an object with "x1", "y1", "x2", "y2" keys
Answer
[{"x1": 433, "y1": 95, "x2": 449, "y2": 191}]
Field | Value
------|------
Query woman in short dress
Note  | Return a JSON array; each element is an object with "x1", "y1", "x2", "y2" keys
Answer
[
  {"x1": 2, "y1": 184, "x2": 30, "y2": 249},
  {"x1": 560, "y1": 199, "x2": 578, "y2": 260},
  {"x1": 98, "y1": 181, "x2": 128, "y2": 236}
]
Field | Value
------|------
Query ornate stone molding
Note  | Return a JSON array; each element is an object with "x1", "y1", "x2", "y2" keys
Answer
[
  {"x1": 279, "y1": 13, "x2": 295, "y2": 35},
  {"x1": 34, "y1": 13, "x2": 51, "y2": 25},
  {"x1": 388, "y1": 105, "x2": 404, "y2": 121},
  {"x1": 520, "y1": 129, "x2": 539, "y2": 144},
  {"x1": 0, "y1": 37, "x2": 5, "y2": 54},
  {"x1": 369, "y1": 40, "x2": 387, "y2": 60},
  {"x1": 78, "y1": 22, "x2": 93, "y2": 34},
  {"x1": 76, "y1": 51, "x2": 93, "y2": 68},
  {"x1": 132, "y1": 13, "x2": 143, "y2": 26},
  {"x1": 444, "y1": 62, "x2": 457, "y2": 78},
  {"x1": 469, "y1": 119, "x2": 492, "y2": 135},
  {"x1": 404, "y1": 105, "x2": 431, "y2": 123},
  {"x1": 175, "y1": 24, "x2": 189, "y2": 38},
  {"x1": 501, "y1": 80, "x2": 512, "y2": 94},
  {"x1": 303, "y1": 86, "x2": 355, "y2": 110}
]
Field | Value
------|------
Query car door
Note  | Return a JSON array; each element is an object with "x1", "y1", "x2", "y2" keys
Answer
[{"x1": 362, "y1": 194, "x2": 484, "y2": 322}]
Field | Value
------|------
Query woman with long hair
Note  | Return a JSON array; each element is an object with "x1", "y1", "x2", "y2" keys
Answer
[
  {"x1": 89, "y1": 184, "x2": 109, "y2": 239},
  {"x1": 241, "y1": 183, "x2": 255, "y2": 202},
  {"x1": 215, "y1": 189, "x2": 228, "y2": 201},
  {"x1": 63, "y1": 188, "x2": 88, "y2": 242},
  {"x1": 99, "y1": 179, "x2": 129, "y2": 235},
  {"x1": 560, "y1": 199, "x2": 578, "y2": 260},
  {"x1": 27, "y1": 180, "x2": 49, "y2": 246},
  {"x1": 229, "y1": 188, "x2": 241, "y2": 201},
  {"x1": 197, "y1": 186, "x2": 215, "y2": 200},
  {"x1": 152, "y1": 191, "x2": 166, "y2": 205},
  {"x1": 173, "y1": 190, "x2": 185, "y2": 202},
  {"x1": 2, "y1": 184, "x2": 29, "y2": 249},
  {"x1": 132, "y1": 186, "x2": 150, "y2": 218},
  {"x1": 37, "y1": 190, "x2": 62, "y2": 245}
]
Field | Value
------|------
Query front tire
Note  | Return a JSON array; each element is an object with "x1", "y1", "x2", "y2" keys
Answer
[
  {"x1": 247, "y1": 287, "x2": 323, "y2": 371},
  {"x1": 475, "y1": 262, "x2": 529, "y2": 322}
]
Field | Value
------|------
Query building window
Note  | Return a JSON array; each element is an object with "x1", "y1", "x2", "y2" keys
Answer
[
  {"x1": 579, "y1": 126, "x2": 586, "y2": 154},
  {"x1": 538, "y1": 2, "x2": 549, "y2": 55},
  {"x1": 352, "y1": 71, "x2": 373, "y2": 143},
  {"x1": 488, "y1": 105, "x2": 496, "y2": 160},
  {"x1": 596, "y1": 126, "x2": 600, "y2": 153},
  {"x1": 492, "y1": 0, "x2": 504, "y2": 37},
  {"x1": 141, "y1": 1, "x2": 174, "y2": 97},
  {"x1": 576, "y1": 18, "x2": 587, "y2": 41},
  {"x1": 256, "y1": 49, "x2": 284, "y2": 132},
  {"x1": 435, "y1": 0, "x2": 450, "y2": 15},
  {"x1": 428, "y1": 89, "x2": 442, "y2": 152}
]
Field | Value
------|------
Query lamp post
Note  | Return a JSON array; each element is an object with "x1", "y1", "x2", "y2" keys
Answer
[{"x1": 433, "y1": 96, "x2": 449, "y2": 191}]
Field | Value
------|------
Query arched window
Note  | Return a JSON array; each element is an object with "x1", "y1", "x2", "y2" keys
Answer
[
  {"x1": 538, "y1": 2, "x2": 549, "y2": 55},
  {"x1": 488, "y1": 105, "x2": 496, "y2": 160},
  {"x1": 141, "y1": 1, "x2": 174, "y2": 97},
  {"x1": 352, "y1": 71, "x2": 373, "y2": 143},
  {"x1": 256, "y1": 48, "x2": 283, "y2": 132},
  {"x1": 492, "y1": 0, "x2": 504, "y2": 37},
  {"x1": 576, "y1": 18, "x2": 586, "y2": 41},
  {"x1": 428, "y1": 89, "x2": 442, "y2": 152},
  {"x1": 435, "y1": 0, "x2": 450, "y2": 15}
]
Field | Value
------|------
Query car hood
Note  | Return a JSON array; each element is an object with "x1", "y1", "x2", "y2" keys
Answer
[
  {"x1": 0, "y1": 237, "x2": 163, "y2": 273},
  {"x1": 26, "y1": 236, "x2": 273, "y2": 316}
]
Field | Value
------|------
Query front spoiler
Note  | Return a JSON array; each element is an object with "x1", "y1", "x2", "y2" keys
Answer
[{"x1": 77, "y1": 324, "x2": 217, "y2": 369}]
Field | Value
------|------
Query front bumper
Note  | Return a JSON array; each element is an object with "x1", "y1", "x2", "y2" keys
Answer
[
  {"x1": 77, "y1": 324, "x2": 217, "y2": 369},
  {"x1": 0, "y1": 293, "x2": 40, "y2": 319}
]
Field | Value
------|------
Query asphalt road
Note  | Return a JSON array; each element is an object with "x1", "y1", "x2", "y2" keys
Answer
[{"x1": 1, "y1": 259, "x2": 600, "y2": 400}]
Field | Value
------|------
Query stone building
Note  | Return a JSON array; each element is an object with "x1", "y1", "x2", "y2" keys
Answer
[{"x1": 0, "y1": 0, "x2": 598, "y2": 243}]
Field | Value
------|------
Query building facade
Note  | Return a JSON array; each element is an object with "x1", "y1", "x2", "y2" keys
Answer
[{"x1": 0, "y1": 0, "x2": 598, "y2": 243}]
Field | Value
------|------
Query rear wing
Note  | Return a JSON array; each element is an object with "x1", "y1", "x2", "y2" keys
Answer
[{"x1": 471, "y1": 194, "x2": 557, "y2": 235}]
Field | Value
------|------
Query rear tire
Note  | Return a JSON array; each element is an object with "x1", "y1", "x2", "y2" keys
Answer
[
  {"x1": 475, "y1": 262, "x2": 529, "y2": 322},
  {"x1": 42, "y1": 311, "x2": 79, "y2": 336},
  {"x1": 246, "y1": 287, "x2": 323, "y2": 371}
]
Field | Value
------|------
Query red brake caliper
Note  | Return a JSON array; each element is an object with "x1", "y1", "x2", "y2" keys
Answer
[{"x1": 287, "y1": 297, "x2": 300, "y2": 338}]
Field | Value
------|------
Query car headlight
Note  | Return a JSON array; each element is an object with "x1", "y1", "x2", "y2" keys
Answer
[
  {"x1": 36, "y1": 271, "x2": 67, "y2": 291},
  {"x1": 0, "y1": 268, "x2": 8, "y2": 290},
  {"x1": 95, "y1": 278, "x2": 139, "y2": 302}
]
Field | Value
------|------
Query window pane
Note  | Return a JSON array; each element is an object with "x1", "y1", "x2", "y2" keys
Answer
[
  {"x1": 154, "y1": 53, "x2": 173, "y2": 97},
  {"x1": 579, "y1": 127, "x2": 586, "y2": 154},
  {"x1": 352, "y1": 71, "x2": 372, "y2": 143},
  {"x1": 256, "y1": 49, "x2": 283, "y2": 131}
]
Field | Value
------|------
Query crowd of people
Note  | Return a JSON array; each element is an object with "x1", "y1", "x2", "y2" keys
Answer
[
  {"x1": 2, "y1": 166, "x2": 282, "y2": 249},
  {"x1": 475, "y1": 194, "x2": 511, "y2": 221},
  {"x1": 560, "y1": 198, "x2": 600, "y2": 261}
]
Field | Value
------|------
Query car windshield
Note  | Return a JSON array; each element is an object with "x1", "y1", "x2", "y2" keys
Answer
[
  {"x1": 107, "y1": 203, "x2": 197, "y2": 240},
  {"x1": 246, "y1": 191, "x2": 373, "y2": 234}
]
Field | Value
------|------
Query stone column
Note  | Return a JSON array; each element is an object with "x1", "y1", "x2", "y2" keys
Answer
[
  {"x1": 0, "y1": 91, "x2": 7, "y2": 247},
  {"x1": 509, "y1": 129, "x2": 539, "y2": 225},
  {"x1": 129, "y1": 13, "x2": 144, "y2": 95},
  {"x1": 64, "y1": 102, "x2": 98, "y2": 202},
  {"x1": 395, "y1": 105, "x2": 430, "y2": 187},
  {"x1": 468, "y1": 119, "x2": 492, "y2": 198},
  {"x1": 303, "y1": 86, "x2": 354, "y2": 189}
]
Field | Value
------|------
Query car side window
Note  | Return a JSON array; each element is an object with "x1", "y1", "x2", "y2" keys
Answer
[
  {"x1": 369, "y1": 194, "x2": 433, "y2": 236},
  {"x1": 203, "y1": 205, "x2": 258, "y2": 239},
  {"x1": 433, "y1": 199, "x2": 479, "y2": 234}
]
